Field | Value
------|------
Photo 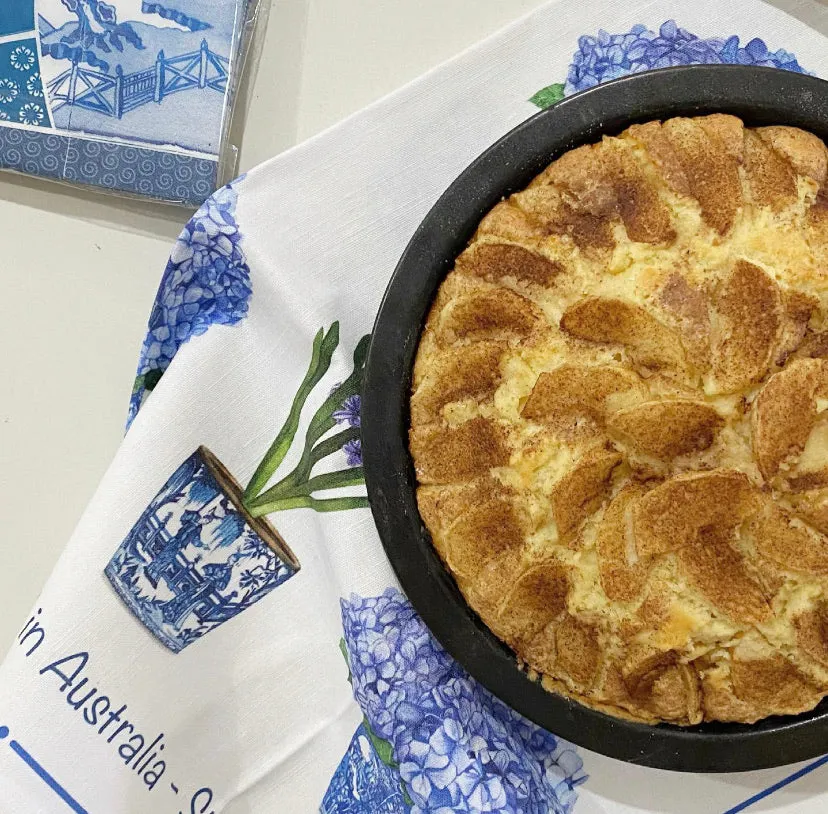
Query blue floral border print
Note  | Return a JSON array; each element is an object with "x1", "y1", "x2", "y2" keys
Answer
[
  {"x1": 529, "y1": 19, "x2": 809, "y2": 108},
  {"x1": 0, "y1": 39, "x2": 49, "y2": 126},
  {"x1": 322, "y1": 589, "x2": 587, "y2": 814},
  {"x1": 128, "y1": 176, "x2": 251, "y2": 427}
]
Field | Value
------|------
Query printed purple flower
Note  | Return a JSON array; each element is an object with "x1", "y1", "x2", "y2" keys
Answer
[
  {"x1": 128, "y1": 178, "x2": 251, "y2": 428},
  {"x1": 717, "y1": 34, "x2": 804, "y2": 71},
  {"x1": 334, "y1": 394, "x2": 362, "y2": 428},
  {"x1": 339, "y1": 589, "x2": 586, "y2": 813},
  {"x1": 563, "y1": 19, "x2": 808, "y2": 96},
  {"x1": 343, "y1": 439, "x2": 363, "y2": 468}
]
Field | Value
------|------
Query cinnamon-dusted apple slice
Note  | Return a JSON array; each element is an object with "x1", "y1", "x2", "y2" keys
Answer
[
  {"x1": 548, "y1": 446, "x2": 623, "y2": 539},
  {"x1": 654, "y1": 271, "x2": 711, "y2": 371},
  {"x1": 455, "y1": 242, "x2": 564, "y2": 288},
  {"x1": 521, "y1": 364, "x2": 644, "y2": 433},
  {"x1": 515, "y1": 181, "x2": 618, "y2": 254},
  {"x1": 808, "y1": 190, "x2": 828, "y2": 275},
  {"x1": 435, "y1": 284, "x2": 544, "y2": 343},
  {"x1": 555, "y1": 615, "x2": 602, "y2": 689},
  {"x1": 443, "y1": 493, "x2": 527, "y2": 581},
  {"x1": 795, "y1": 601, "x2": 828, "y2": 668},
  {"x1": 757, "y1": 126, "x2": 828, "y2": 187},
  {"x1": 607, "y1": 399, "x2": 724, "y2": 460},
  {"x1": 542, "y1": 137, "x2": 676, "y2": 245},
  {"x1": 743, "y1": 129, "x2": 798, "y2": 211},
  {"x1": 416, "y1": 476, "x2": 511, "y2": 545},
  {"x1": 789, "y1": 489, "x2": 828, "y2": 535},
  {"x1": 661, "y1": 116, "x2": 743, "y2": 234},
  {"x1": 730, "y1": 655, "x2": 824, "y2": 719},
  {"x1": 776, "y1": 290, "x2": 818, "y2": 366},
  {"x1": 410, "y1": 340, "x2": 506, "y2": 423},
  {"x1": 747, "y1": 499, "x2": 828, "y2": 574},
  {"x1": 410, "y1": 417, "x2": 510, "y2": 485},
  {"x1": 708, "y1": 260, "x2": 782, "y2": 394},
  {"x1": 626, "y1": 121, "x2": 692, "y2": 196},
  {"x1": 596, "y1": 482, "x2": 652, "y2": 602},
  {"x1": 621, "y1": 648, "x2": 702, "y2": 725},
  {"x1": 752, "y1": 357, "x2": 828, "y2": 481},
  {"x1": 475, "y1": 201, "x2": 549, "y2": 245},
  {"x1": 560, "y1": 296, "x2": 687, "y2": 371},
  {"x1": 631, "y1": 469, "x2": 756, "y2": 557},
  {"x1": 702, "y1": 653, "x2": 824, "y2": 724},
  {"x1": 496, "y1": 560, "x2": 570, "y2": 648},
  {"x1": 676, "y1": 527, "x2": 771, "y2": 625}
]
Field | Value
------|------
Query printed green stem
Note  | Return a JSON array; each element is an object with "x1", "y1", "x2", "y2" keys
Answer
[
  {"x1": 248, "y1": 467, "x2": 365, "y2": 509},
  {"x1": 256, "y1": 335, "x2": 369, "y2": 497},
  {"x1": 243, "y1": 324, "x2": 339, "y2": 501},
  {"x1": 302, "y1": 335, "x2": 370, "y2": 454},
  {"x1": 298, "y1": 466, "x2": 365, "y2": 495},
  {"x1": 248, "y1": 495, "x2": 370, "y2": 517},
  {"x1": 251, "y1": 428, "x2": 361, "y2": 500}
]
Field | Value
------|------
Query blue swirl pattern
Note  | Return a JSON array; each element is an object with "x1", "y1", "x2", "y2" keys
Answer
[{"x1": 0, "y1": 127, "x2": 217, "y2": 201}]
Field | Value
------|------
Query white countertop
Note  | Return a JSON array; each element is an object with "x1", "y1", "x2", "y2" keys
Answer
[{"x1": 1, "y1": 0, "x2": 826, "y2": 652}]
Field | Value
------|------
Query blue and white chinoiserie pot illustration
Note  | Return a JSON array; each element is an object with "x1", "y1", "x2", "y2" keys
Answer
[
  {"x1": 105, "y1": 447, "x2": 301, "y2": 653},
  {"x1": 108, "y1": 323, "x2": 370, "y2": 652}
]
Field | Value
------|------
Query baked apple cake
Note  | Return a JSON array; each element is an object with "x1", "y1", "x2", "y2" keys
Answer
[{"x1": 409, "y1": 114, "x2": 828, "y2": 725}]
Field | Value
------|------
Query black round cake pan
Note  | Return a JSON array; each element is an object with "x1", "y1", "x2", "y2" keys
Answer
[{"x1": 361, "y1": 65, "x2": 828, "y2": 773}]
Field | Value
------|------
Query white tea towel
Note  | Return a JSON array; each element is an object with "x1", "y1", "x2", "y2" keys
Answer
[{"x1": 3, "y1": 1, "x2": 828, "y2": 812}]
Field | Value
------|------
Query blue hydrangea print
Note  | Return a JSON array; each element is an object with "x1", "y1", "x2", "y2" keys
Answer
[
  {"x1": 530, "y1": 19, "x2": 809, "y2": 108},
  {"x1": 322, "y1": 588, "x2": 587, "y2": 814},
  {"x1": 128, "y1": 177, "x2": 252, "y2": 427}
]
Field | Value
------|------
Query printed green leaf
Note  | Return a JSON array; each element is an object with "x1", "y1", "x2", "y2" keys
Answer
[
  {"x1": 359, "y1": 713, "x2": 413, "y2": 806},
  {"x1": 132, "y1": 368, "x2": 164, "y2": 395},
  {"x1": 304, "y1": 334, "x2": 370, "y2": 452},
  {"x1": 244, "y1": 324, "x2": 340, "y2": 501},
  {"x1": 293, "y1": 466, "x2": 365, "y2": 496},
  {"x1": 258, "y1": 335, "x2": 370, "y2": 495},
  {"x1": 243, "y1": 327, "x2": 371, "y2": 518},
  {"x1": 257, "y1": 427, "x2": 360, "y2": 500},
  {"x1": 363, "y1": 716, "x2": 395, "y2": 767},
  {"x1": 339, "y1": 637, "x2": 352, "y2": 684},
  {"x1": 529, "y1": 82, "x2": 565, "y2": 109}
]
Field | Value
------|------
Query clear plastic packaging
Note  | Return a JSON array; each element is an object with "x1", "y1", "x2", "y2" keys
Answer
[{"x1": 0, "y1": 0, "x2": 267, "y2": 207}]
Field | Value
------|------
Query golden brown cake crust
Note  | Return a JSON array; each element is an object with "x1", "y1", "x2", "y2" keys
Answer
[{"x1": 409, "y1": 114, "x2": 828, "y2": 726}]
